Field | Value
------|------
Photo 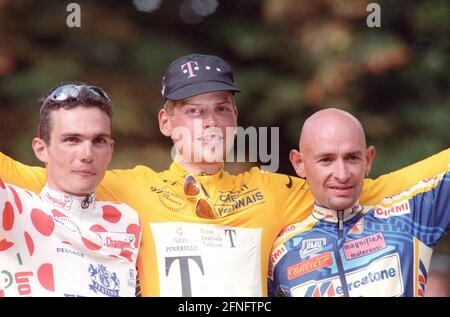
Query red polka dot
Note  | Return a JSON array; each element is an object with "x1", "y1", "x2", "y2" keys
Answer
[
  {"x1": 82, "y1": 237, "x2": 101, "y2": 250},
  {"x1": 90, "y1": 224, "x2": 107, "y2": 233},
  {"x1": 127, "y1": 224, "x2": 141, "y2": 249},
  {"x1": 0, "y1": 178, "x2": 5, "y2": 189},
  {"x1": 102, "y1": 205, "x2": 122, "y2": 223},
  {"x1": 8, "y1": 186, "x2": 22, "y2": 214},
  {"x1": 0, "y1": 238, "x2": 14, "y2": 251},
  {"x1": 30, "y1": 209, "x2": 55, "y2": 236},
  {"x1": 51, "y1": 209, "x2": 67, "y2": 218},
  {"x1": 418, "y1": 289, "x2": 424, "y2": 297},
  {"x1": 37, "y1": 263, "x2": 55, "y2": 291},
  {"x1": 2, "y1": 202, "x2": 14, "y2": 231},
  {"x1": 120, "y1": 249, "x2": 133, "y2": 262},
  {"x1": 24, "y1": 231, "x2": 34, "y2": 256}
]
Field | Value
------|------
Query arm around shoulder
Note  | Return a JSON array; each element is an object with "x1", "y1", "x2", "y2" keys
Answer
[{"x1": 360, "y1": 148, "x2": 450, "y2": 205}]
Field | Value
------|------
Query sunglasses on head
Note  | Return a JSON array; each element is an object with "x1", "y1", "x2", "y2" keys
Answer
[
  {"x1": 184, "y1": 175, "x2": 219, "y2": 219},
  {"x1": 44, "y1": 84, "x2": 110, "y2": 104}
]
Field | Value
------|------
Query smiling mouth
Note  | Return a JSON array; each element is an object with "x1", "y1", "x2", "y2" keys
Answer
[
  {"x1": 329, "y1": 185, "x2": 353, "y2": 190},
  {"x1": 328, "y1": 185, "x2": 355, "y2": 196},
  {"x1": 72, "y1": 171, "x2": 96, "y2": 176}
]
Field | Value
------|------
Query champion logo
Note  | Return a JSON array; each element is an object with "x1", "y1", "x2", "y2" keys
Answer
[{"x1": 97, "y1": 232, "x2": 135, "y2": 251}]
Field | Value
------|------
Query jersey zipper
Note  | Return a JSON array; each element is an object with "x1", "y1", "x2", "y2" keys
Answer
[
  {"x1": 338, "y1": 210, "x2": 344, "y2": 239},
  {"x1": 334, "y1": 210, "x2": 349, "y2": 297}
]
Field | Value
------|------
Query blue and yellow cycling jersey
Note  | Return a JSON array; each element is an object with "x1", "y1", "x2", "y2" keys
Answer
[{"x1": 269, "y1": 166, "x2": 449, "y2": 297}]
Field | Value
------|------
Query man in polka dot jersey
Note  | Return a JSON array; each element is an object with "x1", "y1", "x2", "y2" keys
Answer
[{"x1": 0, "y1": 83, "x2": 141, "y2": 297}]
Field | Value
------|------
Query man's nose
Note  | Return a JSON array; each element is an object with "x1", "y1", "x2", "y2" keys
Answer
[
  {"x1": 79, "y1": 142, "x2": 94, "y2": 163},
  {"x1": 203, "y1": 111, "x2": 216, "y2": 128},
  {"x1": 333, "y1": 160, "x2": 351, "y2": 182}
]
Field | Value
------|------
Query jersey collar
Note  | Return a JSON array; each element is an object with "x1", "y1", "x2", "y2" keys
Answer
[
  {"x1": 40, "y1": 184, "x2": 97, "y2": 213},
  {"x1": 312, "y1": 201, "x2": 363, "y2": 224}
]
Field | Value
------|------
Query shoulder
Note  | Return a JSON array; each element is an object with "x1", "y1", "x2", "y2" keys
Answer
[{"x1": 274, "y1": 215, "x2": 319, "y2": 246}]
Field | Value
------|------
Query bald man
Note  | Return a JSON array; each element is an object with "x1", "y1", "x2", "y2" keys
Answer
[{"x1": 268, "y1": 108, "x2": 449, "y2": 297}]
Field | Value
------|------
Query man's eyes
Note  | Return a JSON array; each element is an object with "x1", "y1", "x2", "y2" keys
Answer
[
  {"x1": 64, "y1": 137, "x2": 79, "y2": 143},
  {"x1": 186, "y1": 108, "x2": 202, "y2": 115},
  {"x1": 93, "y1": 137, "x2": 108, "y2": 144}
]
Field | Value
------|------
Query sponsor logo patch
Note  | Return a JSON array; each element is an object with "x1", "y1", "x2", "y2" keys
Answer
[
  {"x1": 291, "y1": 253, "x2": 404, "y2": 297},
  {"x1": 287, "y1": 252, "x2": 333, "y2": 280},
  {"x1": 97, "y1": 232, "x2": 136, "y2": 251},
  {"x1": 300, "y1": 238, "x2": 326, "y2": 258},
  {"x1": 349, "y1": 218, "x2": 364, "y2": 235},
  {"x1": 268, "y1": 244, "x2": 287, "y2": 279},
  {"x1": 374, "y1": 201, "x2": 410, "y2": 219},
  {"x1": 343, "y1": 232, "x2": 387, "y2": 260},
  {"x1": 88, "y1": 264, "x2": 120, "y2": 297}
]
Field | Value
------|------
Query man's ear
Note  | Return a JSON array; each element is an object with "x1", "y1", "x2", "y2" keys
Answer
[
  {"x1": 32, "y1": 137, "x2": 49, "y2": 164},
  {"x1": 289, "y1": 149, "x2": 306, "y2": 178},
  {"x1": 158, "y1": 108, "x2": 172, "y2": 137},
  {"x1": 107, "y1": 138, "x2": 115, "y2": 164},
  {"x1": 365, "y1": 145, "x2": 376, "y2": 177}
]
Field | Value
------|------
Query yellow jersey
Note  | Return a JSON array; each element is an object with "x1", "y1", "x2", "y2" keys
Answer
[{"x1": 0, "y1": 149, "x2": 448, "y2": 296}]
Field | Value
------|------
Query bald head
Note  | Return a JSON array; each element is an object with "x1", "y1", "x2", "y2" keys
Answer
[
  {"x1": 299, "y1": 108, "x2": 367, "y2": 153},
  {"x1": 290, "y1": 108, "x2": 376, "y2": 211}
]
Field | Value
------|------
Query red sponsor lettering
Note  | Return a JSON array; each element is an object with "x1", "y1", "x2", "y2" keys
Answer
[
  {"x1": 287, "y1": 252, "x2": 333, "y2": 280},
  {"x1": 375, "y1": 201, "x2": 410, "y2": 218},
  {"x1": 45, "y1": 193, "x2": 67, "y2": 208},
  {"x1": 270, "y1": 245, "x2": 286, "y2": 266},
  {"x1": 106, "y1": 236, "x2": 131, "y2": 249},
  {"x1": 279, "y1": 225, "x2": 295, "y2": 236}
]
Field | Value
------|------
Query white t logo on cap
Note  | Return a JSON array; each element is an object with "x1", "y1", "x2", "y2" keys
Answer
[{"x1": 181, "y1": 61, "x2": 199, "y2": 78}]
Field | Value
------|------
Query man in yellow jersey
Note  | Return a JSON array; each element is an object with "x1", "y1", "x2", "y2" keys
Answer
[{"x1": 0, "y1": 54, "x2": 448, "y2": 296}]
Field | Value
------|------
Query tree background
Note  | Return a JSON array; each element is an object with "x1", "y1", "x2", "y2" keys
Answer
[{"x1": 0, "y1": 0, "x2": 448, "y2": 296}]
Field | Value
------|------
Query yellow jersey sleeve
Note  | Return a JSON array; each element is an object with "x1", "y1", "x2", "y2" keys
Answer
[
  {"x1": 264, "y1": 171, "x2": 314, "y2": 227},
  {"x1": 0, "y1": 152, "x2": 46, "y2": 193},
  {"x1": 96, "y1": 165, "x2": 157, "y2": 203},
  {"x1": 360, "y1": 147, "x2": 450, "y2": 205}
]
